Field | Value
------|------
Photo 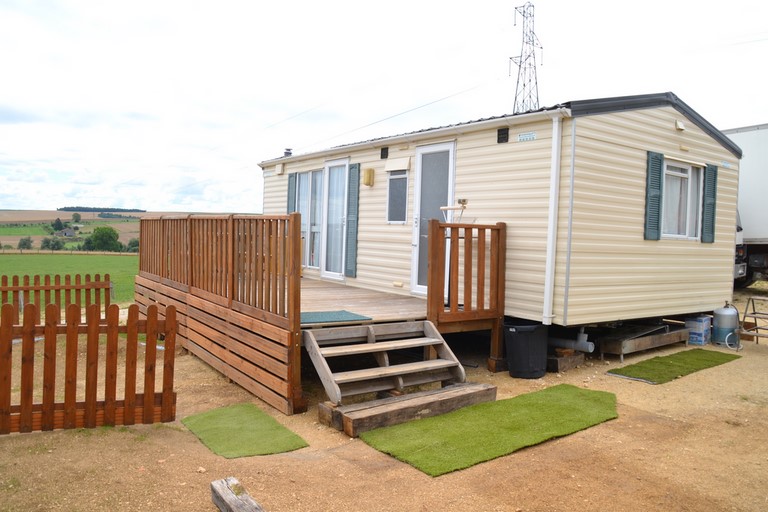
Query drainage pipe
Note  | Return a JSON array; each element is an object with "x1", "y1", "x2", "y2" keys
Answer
[
  {"x1": 548, "y1": 337, "x2": 595, "y2": 353},
  {"x1": 542, "y1": 111, "x2": 567, "y2": 325}
]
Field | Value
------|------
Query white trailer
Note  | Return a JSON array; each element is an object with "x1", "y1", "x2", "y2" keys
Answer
[{"x1": 724, "y1": 124, "x2": 768, "y2": 287}]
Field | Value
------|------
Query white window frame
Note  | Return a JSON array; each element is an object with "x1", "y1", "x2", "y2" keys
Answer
[
  {"x1": 661, "y1": 159, "x2": 703, "y2": 240},
  {"x1": 294, "y1": 169, "x2": 324, "y2": 268},
  {"x1": 320, "y1": 158, "x2": 349, "y2": 280},
  {"x1": 386, "y1": 169, "x2": 408, "y2": 224}
]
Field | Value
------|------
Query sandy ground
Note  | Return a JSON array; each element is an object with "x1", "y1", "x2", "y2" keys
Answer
[{"x1": 1, "y1": 284, "x2": 767, "y2": 512}]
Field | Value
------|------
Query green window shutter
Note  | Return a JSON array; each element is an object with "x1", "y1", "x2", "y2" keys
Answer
[
  {"x1": 644, "y1": 151, "x2": 664, "y2": 240},
  {"x1": 287, "y1": 173, "x2": 297, "y2": 213},
  {"x1": 701, "y1": 164, "x2": 718, "y2": 243},
  {"x1": 344, "y1": 163, "x2": 360, "y2": 278}
]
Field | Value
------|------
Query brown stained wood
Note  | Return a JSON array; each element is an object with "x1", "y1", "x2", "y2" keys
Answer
[
  {"x1": 124, "y1": 305, "x2": 139, "y2": 425},
  {"x1": 477, "y1": 229, "x2": 487, "y2": 310},
  {"x1": 333, "y1": 359, "x2": 459, "y2": 385},
  {"x1": 186, "y1": 317, "x2": 288, "y2": 376},
  {"x1": 84, "y1": 274, "x2": 92, "y2": 310},
  {"x1": 104, "y1": 304, "x2": 119, "y2": 426},
  {"x1": 186, "y1": 304, "x2": 287, "y2": 362},
  {"x1": 20, "y1": 306, "x2": 35, "y2": 432},
  {"x1": 319, "y1": 337, "x2": 442, "y2": 357},
  {"x1": 185, "y1": 328, "x2": 289, "y2": 396},
  {"x1": 143, "y1": 305, "x2": 158, "y2": 424},
  {"x1": 286, "y1": 213, "x2": 305, "y2": 413},
  {"x1": 42, "y1": 304, "x2": 58, "y2": 431},
  {"x1": 33, "y1": 275, "x2": 42, "y2": 324},
  {"x1": 188, "y1": 295, "x2": 291, "y2": 345},
  {"x1": 161, "y1": 306, "x2": 177, "y2": 422},
  {"x1": 0, "y1": 274, "x2": 111, "y2": 325},
  {"x1": 0, "y1": 276, "x2": 6, "y2": 309},
  {"x1": 84, "y1": 304, "x2": 100, "y2": 428},
  {"x1": 184, "y1": 338, "x2": 291, "y2": 414},
  {"x1": 0, "y1": 299, "x2": 176, "y2": 434},
  {"x1": 227, "y1": 217, "x2": 235, "y2": 303},
  {"x1": 0, "y1": 306, "x2": 13, "y2": 434},
  {"x1": 449, "y1": 228, "x2": 460, "y2": 313},
  {"x1": 64, "y1": 304, "x2": 79, "y2": 429},
  {"x1": 463, "y1": 228, "x2": 473, "y2": 312}
]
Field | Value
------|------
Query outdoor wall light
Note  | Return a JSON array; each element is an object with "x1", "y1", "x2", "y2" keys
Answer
[{"x1": 362, "y1": 168, "x2": 375, "y2": 187}]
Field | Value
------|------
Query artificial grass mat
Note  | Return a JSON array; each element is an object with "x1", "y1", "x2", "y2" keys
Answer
[
  {"x1": 359, "y1": 384, "x2": 617, "y2": 476},
  {"x1": 182, "y1": 403, "x2": 307, "y2": 458},
  {"x1": 607, "y1": 348, "x2": 741, "y2": 384}
]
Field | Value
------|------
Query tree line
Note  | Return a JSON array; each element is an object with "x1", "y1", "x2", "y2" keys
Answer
[{"x1": 12, "y1": 214, "x2": 138, "y2": 253}]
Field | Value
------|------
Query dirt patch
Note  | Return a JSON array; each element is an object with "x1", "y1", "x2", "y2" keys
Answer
[{"x1": 2, "y1": 288, "x2": 768, "y2": 512}]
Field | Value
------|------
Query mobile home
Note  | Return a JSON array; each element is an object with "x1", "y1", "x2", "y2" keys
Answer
[{"x1": 260, "y1": 92, "x2": 741, "y2": 328}]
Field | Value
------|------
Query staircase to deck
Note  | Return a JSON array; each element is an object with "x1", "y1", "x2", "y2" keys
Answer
[{"x1": 303, "y1": 320, "x2": 496, "y2": 436}]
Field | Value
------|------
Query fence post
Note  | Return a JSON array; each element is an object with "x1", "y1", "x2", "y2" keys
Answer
[
  {"x1": 42, "y1": 303, "x2": 59, "y2": 431},
  {"x1": 0, "y1": 304, "x2": 13, "y2": 434},
  {"x1": 20, "y1": 304, "x2": 36, "y2": 432}
]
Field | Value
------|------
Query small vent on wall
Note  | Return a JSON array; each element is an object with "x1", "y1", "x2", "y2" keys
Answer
[
  {"x1": 497, "y1": 128, "x2": 509, "y2": 144},
  {"x1": 381, "y1": 147, "x2": 389, "y2": 159}
]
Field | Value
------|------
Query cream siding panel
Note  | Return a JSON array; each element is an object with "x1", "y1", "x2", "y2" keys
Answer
[
  {"x1": 559, "y1": 108, "x2": 738, "y2": 325},
  {"x1": 452, "y1": 121, "x2": 554, "y2": 321}
]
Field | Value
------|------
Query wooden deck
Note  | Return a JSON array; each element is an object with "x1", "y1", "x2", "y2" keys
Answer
[{"x1": 300, "y1": 278, "x2": 427, "y2": 328}]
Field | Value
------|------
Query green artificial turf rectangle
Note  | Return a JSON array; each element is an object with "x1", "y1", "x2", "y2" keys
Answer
[
  {"x1": 182, "y1": 403, "x2": 307, "y2": 458},
  {"x1": 607, "y1": 348, "x2": 741, "y2": 384},
  {"x1": 360, "y1": 384, "x2": 617, "y2": 476}
]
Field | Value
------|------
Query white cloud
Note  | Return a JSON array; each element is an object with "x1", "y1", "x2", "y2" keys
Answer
[{"x1": 0, "y1": 0, "x2": 766, "y2": 213}]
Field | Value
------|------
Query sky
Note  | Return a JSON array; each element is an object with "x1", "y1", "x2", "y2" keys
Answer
[{"x1": 1, "y1": 0, "x2": 766, "y2": 214}]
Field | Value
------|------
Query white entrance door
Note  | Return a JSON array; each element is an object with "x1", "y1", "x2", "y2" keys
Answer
[
  {"x1": 321, "y1": 159, "x2": 348, "y2": 280},
  {"x1": 411, "y1": 142, "x2": 455, "y2": 295}
]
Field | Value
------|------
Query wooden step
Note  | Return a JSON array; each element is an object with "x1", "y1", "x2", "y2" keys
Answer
[
  {"x1": 333, "y1": 359, "x2": 458, "y2": 384},
  {"x1": 319, "y1": 337, "x2": 442, "y2": 357},
  {"x1": 303, "y1": 320, "x2": 465, "y2": 405},
  {"x1": 318, "y1": 383, "x2": 497, "y2": 437}
]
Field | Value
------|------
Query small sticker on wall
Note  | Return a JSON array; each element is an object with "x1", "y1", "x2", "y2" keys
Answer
[{"x1": 518, "y1": 131, "x2": 536, "y2": 142}]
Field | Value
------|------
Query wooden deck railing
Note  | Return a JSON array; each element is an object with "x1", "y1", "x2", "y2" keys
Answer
[
  {"x1": 0, "y1": 274, "x2": 112, "y2": 325},
  {"x1": 427, "y1": 220, "x2": 507, "y2": 371},
  {"x1": 136, "y1": 214, "x2": 304, "y2": 414},
  {"x1": 0, "y1": 303, "x2": 176, "y2": 434}
]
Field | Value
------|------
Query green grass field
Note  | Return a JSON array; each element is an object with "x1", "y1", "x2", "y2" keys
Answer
[
  {"x1": 0, "y1": 253, "x2": 139, "y2": 304},
  {"x1": 0, "y1": 224, "x2": 50, "y2": 236}
]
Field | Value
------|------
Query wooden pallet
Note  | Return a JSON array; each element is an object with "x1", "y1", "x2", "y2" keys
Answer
[
  {"x1": 598, "y1": 325, "x2": 689, "y2": 362},
  {"x1": 303, "y1": 320, "x2": 466, "y2": 405},
  {"x1": 318, "y1": 382, "x2": 497, "y2": 437}
]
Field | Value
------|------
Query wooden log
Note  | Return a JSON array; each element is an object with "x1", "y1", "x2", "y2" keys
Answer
[{"x1": 211, "y1": 477, "x2": 265, "y2": 512}]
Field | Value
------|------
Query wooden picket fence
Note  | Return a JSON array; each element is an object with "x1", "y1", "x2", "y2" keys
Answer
[
  {"x1": 0, "y1": 302, "x2": 177, "y2": 434},
  {"x1": 0, "y1": 274, "x2": 112, "y2": 324}
]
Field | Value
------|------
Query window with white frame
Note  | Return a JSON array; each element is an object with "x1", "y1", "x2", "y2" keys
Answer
[
  {"x1": 293, "y1": 169, "x2": 324, "y2": 268},
  {"x1": 387, "y1": 170, "x2": 408, "y2": 223},
  {"x1": 662, "y1": 160, "x2": 702, "y2": 238}
]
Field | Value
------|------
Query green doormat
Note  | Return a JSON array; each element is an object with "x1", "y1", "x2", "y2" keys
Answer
[
  {"x1": 300, "y1": 310, "x2": 372, "y2": 324},
  {"x1": 182, "y1": 403, "x2": 308, "y2": 458},
  {"x1": 360, "y1": 384, "x2": 617, "y2": 477},
  {"x1": 607, "y1": 348, "x2": 741, "y2": 384}
]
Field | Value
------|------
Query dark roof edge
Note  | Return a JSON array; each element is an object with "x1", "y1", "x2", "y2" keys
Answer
[{"x1": 568, "y1": 92, "x2": 742, "y2": 159}]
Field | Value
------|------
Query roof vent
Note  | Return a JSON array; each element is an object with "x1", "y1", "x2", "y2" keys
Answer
[{"x1": 284, "y1": 148, "x2": 293, "y2": 157}]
